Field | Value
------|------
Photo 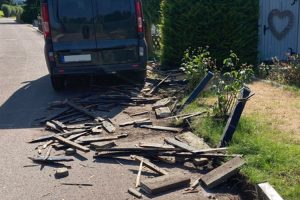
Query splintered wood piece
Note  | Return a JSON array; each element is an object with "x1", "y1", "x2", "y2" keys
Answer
[
  {"x1": 257, "y1": 182, "x2": 283, "y2": 200},
  {"x1": 42, "y1": 140, "x2": 54, "y2": 149},
  {"x1": 201, "y1": 156, "x2": 245, "y2": 189},
  {"x1": 148, "y1": 75, "x2": 170, "y2": 95},
  {"x1": 102, "y1": 120, "x2": 116, "y2": 133},
  {"x1": 140, "y1": 173, "x2": 191, "y2": 195},
  {"x1": 131, "y1": 155, "x2": 168, "y2": 175},
  {"x1": 91, "y1": 126, "x2": 102, "y2": 134},
  {"x1": 90, "y1": 141, "x2": 116, "y2": 149},
  {"x1": 128, "y1": 188, "x2": 142, "y2": 199},
  {"x1": 164, "y1": 138, "x2": 195, "y2": 152},
  {"x1": 135, "y1": 158, "x2": 144, "y2": 188},
  {"x1": 119, "y1": 118, "x2": 150, "y2": 127},
  {"x1": 131, "y1": 111, "x2": 149, "y2": 117},
  {"x1": 140, "y1": 125, "x2": 181, "y2": 133},
  {"x1": 54, "y1": 135, "x2": 90, "y2": 152},
  {"x1": 44, "y1": 146, "x2": 53, "y2": 160},
  {"x1": 51, "y1": 120, "x2": 67, "y2": 130},
  {"x1": 138, "y1": 142, "x2": 174, "y2": 149},
  {"x1": 152, "y1": 98, "x2": 171, "y2": 110},
  {"x1": 29, "y1": 156, "x2": 74, "y2": 163},
  {"x1": 67, "y1": 132, "x2": 86, "y2": 141},
  {"x1": 46, "y1": 121, "x2": 61, "y2": 132}
]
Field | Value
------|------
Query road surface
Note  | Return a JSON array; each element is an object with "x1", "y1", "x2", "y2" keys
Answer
[{"x1": 0, "y1": 18, "x2": 212, "y2": 200}]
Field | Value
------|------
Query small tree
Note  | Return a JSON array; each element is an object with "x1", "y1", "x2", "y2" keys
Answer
[{"x1": 1, "y1": 4, "x2": 11, "y2": 17}]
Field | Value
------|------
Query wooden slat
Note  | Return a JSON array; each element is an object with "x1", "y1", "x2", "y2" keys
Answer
[
  {"x1": 140, "y1": 125, "x2": 181, "y2": 133},
  {"x1": 201, "y1": 156, "x2": 245, "y2": 189},
  {"x1": 54, "y1": 135, "x2": 90, "y2": 152},
  {"x1": 79, "y1": 134, "x2": 128, "y2": 143},
  {"x1": 140, "y1": 173, "x2": 190, "y2": 195},
  {"x1": 131, "y1": 155, "x2": 168, "y2": 175},
  {"x1": 258, "y1": 182, "x2": 283, "y2": 200},
  {"x1": 164, "y1": 138, "x2": 195, "y2": 152}
]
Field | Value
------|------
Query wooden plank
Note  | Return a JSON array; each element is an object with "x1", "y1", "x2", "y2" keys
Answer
[
  {"x1": 135, "y1": 158, "x2": 144, "y2": 187},
  {"x1": 54, "y1": 135, "x2": 90, "y2": 152},
  {"x1": 164, "y1": 138, "x2": 195, "y2": 152},
  {"x1": 257, "y1": 182, "x2": 283, "y2": 200},
  {"x1": 175, "y1": 132, "x2": 210, "y2": 149},
  {"x1": 152, "y1": 98, "x2": 172, "y2": 110},
  {"x1": 119, "y1": 118, "x2": 149, "y2": 127},
  {"x1": 140, "y1": 173, "x2": 190, "y2": 195},
  {"x1": 102, "y1": 120, "x2": 116, "y2": 133},
  {"x1": 201, "y1": 156, "x2": 245, "y2": 189},
  {"x1": 130, "y1": 111, "x2": 149, "y2": 117},
  {"x1": 138, "y1": 142, "x2": 174, "y2": 149},
  {"x1": 147, "y1": 75, "x2": 170, "y2": 95},
  {"x1": 155, "y1": 107, "x2": 171, "y2": 118},
  {"x1": 128, "y1": 188, "x2": 142, "y2": 199},
  {"x1": 51, "y1": 120, "x2": 67, "y2": 130},
  {"x1": 79, "y1": 134, "x2": 128, "y2": 143},
  {"x1": 193, "y1": 147, "x2": 228, "y2": 154},
  {"x1": 29, "y1": 156, "x2": 74, "y2": 163},
  {"x1": 90, "y1": 141, "x2": 116, "y2": 149},
  {"x1": 67, "y1": 132, "x2": 86, "y2": 141},
  {"x1": 140, "y1": 125, "x2": 181, "y2": 133},
  {"x1": 131, "y1": 155, "x2": 168, "y2": 176}
]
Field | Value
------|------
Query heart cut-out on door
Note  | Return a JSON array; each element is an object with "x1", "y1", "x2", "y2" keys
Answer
[{"x1": 268, "y1": 9, "x2": 294, "y2": 40}]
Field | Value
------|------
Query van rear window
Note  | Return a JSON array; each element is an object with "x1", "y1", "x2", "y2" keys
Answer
[
  {"x1": 98, "y1": 0, "x2": 132, "y2": 22},
  {"x1": 57, "y1": 0, "x2": 94, "y2": 22},
  {"x1": 96, "y1": 0, "x2": 136, "y2": 39}
]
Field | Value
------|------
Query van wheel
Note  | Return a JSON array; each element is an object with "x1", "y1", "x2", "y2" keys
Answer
[{"x1": 51, "y1": 75, "x2": 65, "y2": 91}]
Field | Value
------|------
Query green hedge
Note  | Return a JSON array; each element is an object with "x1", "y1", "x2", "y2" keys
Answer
[
  {"x1": 160, "y1": 0, "x2": 259, "y2": 68},
  {"x1": 1, "y1": 4, "x2": 23, "y2": 18}
]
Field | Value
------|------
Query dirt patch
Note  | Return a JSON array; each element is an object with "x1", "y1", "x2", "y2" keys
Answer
[{"x1": 245, "y1": 81, "x2": 300, "y2": 140}]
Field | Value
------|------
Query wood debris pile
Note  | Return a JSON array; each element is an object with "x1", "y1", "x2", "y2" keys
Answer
[{"x1": 28, "y1": 71, "x2": 247, "y2": 198}]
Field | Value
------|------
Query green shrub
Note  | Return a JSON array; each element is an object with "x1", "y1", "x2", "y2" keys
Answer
[
  {"x1": 259, "y1": 55, "x2": 300, "y2": 87},
  {"x1": 181, "y1": 48, "x2": 254, "y2": 119},
  {"x1": 160, "y1": 0, "x2": 259, "y2": 69},
  {"x1": 1, "y1": 4, "x2": 11, "y2": 17}
]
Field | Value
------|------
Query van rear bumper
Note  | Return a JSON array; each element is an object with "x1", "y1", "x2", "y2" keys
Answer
[{"x1": 51, "y1": 63, "x2": 146, "y2": 76}]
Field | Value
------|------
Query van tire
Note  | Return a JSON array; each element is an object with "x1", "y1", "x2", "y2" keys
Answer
[{"x1": 51, "y1": 75, "x2": 65, "y2": 91}]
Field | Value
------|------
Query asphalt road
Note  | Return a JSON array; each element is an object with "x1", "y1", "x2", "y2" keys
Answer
[{"x1": 0, "y1": 18, "x2": 211, "y2": 200}]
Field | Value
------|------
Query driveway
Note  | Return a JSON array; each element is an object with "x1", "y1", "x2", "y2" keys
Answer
[{"x1": 0, "y1": 18, "x2": 210, "y2": 200}]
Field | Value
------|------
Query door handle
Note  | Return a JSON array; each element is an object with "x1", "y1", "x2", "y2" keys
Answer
[
  {"x1": 263, "y1": 25, "x2": 269, "y2": 35},
  {"x1": 82, "y1": 26, "x2": 90, "y2": 39}
]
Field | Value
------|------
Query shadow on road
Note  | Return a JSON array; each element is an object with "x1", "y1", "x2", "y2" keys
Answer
[{"x1": 0, "y1": 74, "x2": 142, "y2": 130}]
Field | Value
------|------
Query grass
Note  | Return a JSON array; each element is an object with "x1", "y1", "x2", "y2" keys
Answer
[
  {"x1": 191, "y1": 108, "x2": 300, "y2": 199},
  {"x1": 0, "y1": 10, "x2": 4, "y2": 18}
]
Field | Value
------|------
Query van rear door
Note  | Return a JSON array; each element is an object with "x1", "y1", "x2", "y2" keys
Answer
[
  {"x1": 94, "y1": 0, "x2": 139, "y2": 65},
  {"x1": 49, "y1": 0, "x2": 97, "y2": 66}
]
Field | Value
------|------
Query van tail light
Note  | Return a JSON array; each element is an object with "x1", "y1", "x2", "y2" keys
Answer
[
  {"x1": 41, "y1": 3, "x2": 51, "y2": 39},
  {"x1": 135, "y1": 0, "x2": 143, "y2": 33}
]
